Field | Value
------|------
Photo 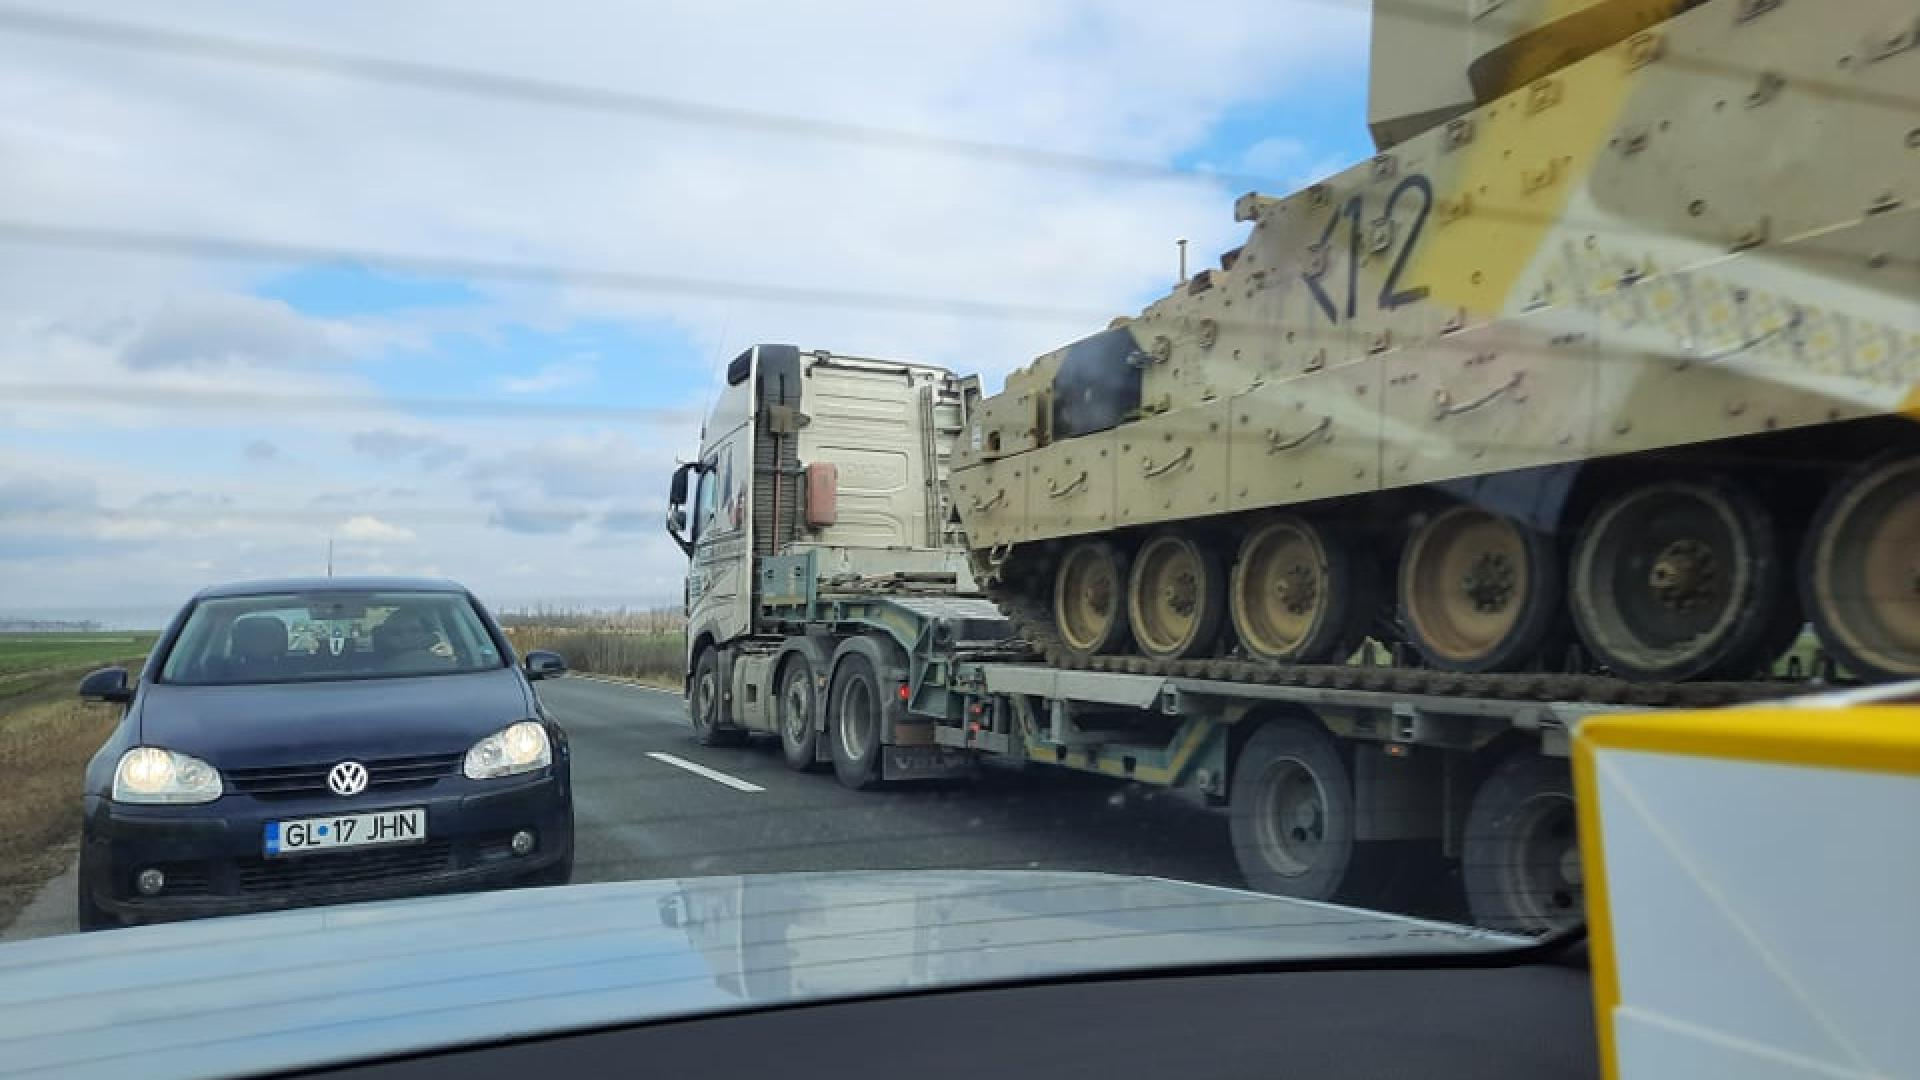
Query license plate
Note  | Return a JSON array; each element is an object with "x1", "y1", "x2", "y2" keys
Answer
[{"x1": 264, "y1": 808, "x2": 426, "y2": 856}]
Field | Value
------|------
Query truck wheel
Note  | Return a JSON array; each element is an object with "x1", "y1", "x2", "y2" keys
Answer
[
  {"x1": 828, "y1": 654, "x2": 883, "y2": 790},
  {"x1": 777, "y1": 657, "x2": 820, "y2": 771},
  {"x1": 688, "y1": 648, "x2": 739, "y2": 747},
  {"x1": 1462, "y1": 750, "x2": 1582, "y2": 935},
  {"x1": 1228, "y1": 718, "x2": 1392, "y2": 904}
]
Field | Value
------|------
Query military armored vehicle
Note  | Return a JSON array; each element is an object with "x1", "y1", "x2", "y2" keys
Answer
[{"x1": 952, "y1": 0, "x2": 1920, "y2": 692}]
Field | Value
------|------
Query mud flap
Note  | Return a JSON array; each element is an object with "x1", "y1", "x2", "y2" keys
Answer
[{"x1": 882, "y1": 745, "x2": 974, "y2": 781}]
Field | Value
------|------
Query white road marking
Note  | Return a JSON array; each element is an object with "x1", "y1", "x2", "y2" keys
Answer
[
  {"x1": 562, "y1": 674, "x2": 683, "y2": 697},
  {"x1": 644, "y1": 751, "x2": 765, "y2": 793}
]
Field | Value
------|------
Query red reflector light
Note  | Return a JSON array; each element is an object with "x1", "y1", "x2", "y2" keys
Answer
[{"x1": 897, "y1": 683, "x2": 910, "y2": 701}]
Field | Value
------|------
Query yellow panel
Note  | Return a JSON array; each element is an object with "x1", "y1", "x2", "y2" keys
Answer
[
  {"x1": 1576, "y1": 698, "x2": 1920, "y2": 1080},
  {"x1": 1578, "y1": 704, "x2": 1920, "y2": 776},
  {"x1": 1410, "y1": 22, "x2": 1639, "y2": 318}
]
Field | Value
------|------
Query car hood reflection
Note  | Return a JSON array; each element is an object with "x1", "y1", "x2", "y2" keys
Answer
[{"x1": 0, "y1": 870, "x2": 1524, "y2": 1080}]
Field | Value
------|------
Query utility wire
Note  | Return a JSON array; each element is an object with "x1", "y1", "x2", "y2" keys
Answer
[
  {"x1": 0, "y1": 0, "x2": 1904, "y2": 184},
  {"x1": 0, "y1": 4, "x2": 1309, "y2": 192},
  {"x1": 0, "y1": 220, "x2": 1112, "y2": 326}
]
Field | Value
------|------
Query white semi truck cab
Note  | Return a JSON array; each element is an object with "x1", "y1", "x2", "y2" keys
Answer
[{"x1": 665, "y1": 344, "x2": 1007, "y2": 783}]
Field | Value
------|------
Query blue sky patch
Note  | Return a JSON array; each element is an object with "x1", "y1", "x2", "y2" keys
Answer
[{"x1": 257, "y1": 264, "x2": 482, "y2": 318}]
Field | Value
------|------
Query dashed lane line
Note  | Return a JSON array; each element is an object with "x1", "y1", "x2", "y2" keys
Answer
[{"x1": 643, "y1": 751, "x2": 765, "y2": 793}]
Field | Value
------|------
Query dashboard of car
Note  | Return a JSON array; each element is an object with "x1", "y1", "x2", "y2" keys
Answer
[{"x1": 316, "y1": 959, "x2": 1597, "y2": 1080}]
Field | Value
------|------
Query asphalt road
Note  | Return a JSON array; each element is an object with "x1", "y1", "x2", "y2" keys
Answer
[{"x1": 2, "y1": 674, "x2": 1245, "y2": 942}]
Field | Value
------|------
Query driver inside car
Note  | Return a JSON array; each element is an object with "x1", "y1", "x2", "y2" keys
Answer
[
  {"x1": 223, "y1": 614, "x2": 289, "y2": 681},
  {"x1": 371, "y1": 608, "x2": 449, "y2": 672}
]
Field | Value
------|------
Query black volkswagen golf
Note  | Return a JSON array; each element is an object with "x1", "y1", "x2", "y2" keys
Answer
[{"x1": 75, "y1": 577, "x2": 574, "y2": 930}]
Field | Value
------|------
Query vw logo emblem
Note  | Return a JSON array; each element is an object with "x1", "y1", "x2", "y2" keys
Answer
[{"x1": 327, "y1": 761, "x2": 369, "y2": 797}]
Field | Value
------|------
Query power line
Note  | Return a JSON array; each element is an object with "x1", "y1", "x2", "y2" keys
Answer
[
  {"x1": 0, "y1": 0, "x2": 1901, "y2": 181},
  {"x1": 0, "y1": 4, "x2": 1305, "y2": 192},
  {"x1": 0, "y1": 213, "x2": 1904, "y2": 351},
  {"x1": 0, "y1": 378, "x2": 703, "y2": 421},
  {"x1": 0, "y1": 220, "x2": 1112, "y2": 326}
]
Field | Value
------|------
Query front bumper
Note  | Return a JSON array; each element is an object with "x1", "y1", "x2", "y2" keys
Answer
[{"x1": 80, "y1": 769, "x2": 572, "y2": 925}]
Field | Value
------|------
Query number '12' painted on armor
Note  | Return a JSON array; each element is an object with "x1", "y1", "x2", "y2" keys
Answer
[{"x1": 1302, "y1": 173, "x2": 1433, "y2": 325}]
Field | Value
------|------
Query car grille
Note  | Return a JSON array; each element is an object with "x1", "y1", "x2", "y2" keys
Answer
[
  {"x1": 234, "y1": 841, "x2": 455, "y2": 894},
  {"x1": 225, "y1": 752, "x2": 465, "y2": 798}
]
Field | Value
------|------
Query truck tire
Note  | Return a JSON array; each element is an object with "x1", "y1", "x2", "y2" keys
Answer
[
  {"x1": 777, "y1": 656, "x2": 820, "y2": 771},
  {"x1": 688, "y1": 648, "x2": 740, "y2": 747},
  {"x1": 828, "y1": 653, "x2": 883, "y2": 790},
  {"x1": 1461, "y1": 750, "x2": 1582, "y2": 935},
  {"x1": 1228, "y1": 718, "x2": 1395, "y2": 904}
]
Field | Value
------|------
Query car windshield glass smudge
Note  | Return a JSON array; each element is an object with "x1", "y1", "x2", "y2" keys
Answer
[{"x1": 159, "y1": 591, "x2": 505, "y2": 685}]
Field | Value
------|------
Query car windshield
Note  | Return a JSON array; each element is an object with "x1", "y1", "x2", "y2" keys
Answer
[{"x1": 159, "y1": 591, "x2": 504, "y2": 685}]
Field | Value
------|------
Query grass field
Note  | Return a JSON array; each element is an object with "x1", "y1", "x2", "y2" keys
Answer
[
  {"x1": 0, "y1": 632, "x2": 157, "y2": 706},
  {"x1": 506, "y1": 626, "x2": 683, "y2": 689},
  {"x1": 0, "y1": 633, "x2": 156, "y2": 931}
]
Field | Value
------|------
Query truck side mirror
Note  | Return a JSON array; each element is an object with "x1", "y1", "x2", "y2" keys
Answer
[{"x1": 667, "y1": 462, "x2": 697, "y2": 557}]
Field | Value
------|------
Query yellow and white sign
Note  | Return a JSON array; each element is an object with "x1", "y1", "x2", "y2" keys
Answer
[{"x1": 1576, "y1": 690, "x2": 1920, "y2": 1079}]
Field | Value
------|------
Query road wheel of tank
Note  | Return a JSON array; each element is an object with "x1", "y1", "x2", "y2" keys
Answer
[
  {"x1": 1462, "y1": 750, "x2": 1582, "y2": 935},
  {"x1": 688, "y1": 648, "x2": 740, "y2": 747},
  {"x1": 1054, "y1": 540, "x2": 1132, "y2": 657},
  {"x1": 829, "y1": 653, "x2": 883, "y2": 790},
  {"x1": 1231, "y1": 516, "x2": 1370, "y2": 663},
  {"x1": 1228, "y1": 718, "x2": 1396, "y2": 905},
  {"x1": 1127, "y1": 530, "x2": 1227, "y2": 661},
  {"x1": 1570, "y1": 478, "x2": 1794, "y2": 681},
  {"x1": 777, "y1": 656, "x2": 821, "y2": 770},
  {"x1": 1802, "y1": 453, "x2": 1920, "y2": 681},
  {"x1": 1400, "y1": 506, "x2": 1561, "y2": 673}
]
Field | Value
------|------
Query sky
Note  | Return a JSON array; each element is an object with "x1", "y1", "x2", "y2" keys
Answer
[{"x1": 0, "y1": 0, "x2": 1375, "y2": 627}]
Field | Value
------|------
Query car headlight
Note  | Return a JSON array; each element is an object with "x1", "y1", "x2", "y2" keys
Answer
[
  {"x1": 464, "y1": 720, "x2": 551, "y2": 779},
  {"x1": 112, "y1": 747, "x2": 223, "y2": 804}
]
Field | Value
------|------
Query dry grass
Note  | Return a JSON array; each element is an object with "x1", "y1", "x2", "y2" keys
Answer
[
  {"x1": 0, "y1": 698, "x2": 120, "y2": 929},
  {"x1": 507, "y1": 626, "x2": 684, "y2": 690}
]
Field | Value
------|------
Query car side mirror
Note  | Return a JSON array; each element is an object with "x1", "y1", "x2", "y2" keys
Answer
[
  {"x1": 78, "y1": 666, "x2": 133, "y2": 704},
  {"x1": 523, "y1": 651, "x2": 567, "y2": 681}
]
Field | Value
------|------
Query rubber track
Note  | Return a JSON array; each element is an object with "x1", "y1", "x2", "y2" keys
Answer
[{"x1": 986, "y1": 579, "x2": 1811, "y2": 709}]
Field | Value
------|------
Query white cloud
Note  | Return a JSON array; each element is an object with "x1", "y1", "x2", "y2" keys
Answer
[
  {"x1": 0, "y1": 1, "x2": 1372, "y2": 616},
  {"x1": 337, "y1": 514, "x2": 417, "y2": 543},
  {"x1": 497, "y1": 358, "x2": 596, "y2": 395}
]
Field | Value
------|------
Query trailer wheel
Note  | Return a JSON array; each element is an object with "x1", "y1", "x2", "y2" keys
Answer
[
  {"x1": 777, "y1": 657, "x2": 819, "y2": 771},
  {"x1": 829, "y1": 654, "x2": 883, "y2": 790},
  {"x1": 1462, "y1": 750, "x2": 1582, "y2": 935},
  {"x1": 688, "y1": 648, "x2": 741, "y2": 747},
  {"x1": 1228, "y1": 719, "x2": 1390, "y2": 904}
]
